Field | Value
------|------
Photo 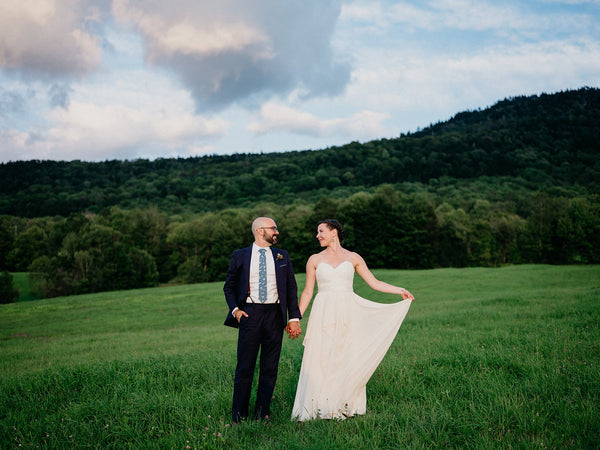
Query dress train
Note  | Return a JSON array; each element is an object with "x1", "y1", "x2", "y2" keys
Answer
[{"x1": 291, "y1": 261, "x2": 412, "y2": 421}]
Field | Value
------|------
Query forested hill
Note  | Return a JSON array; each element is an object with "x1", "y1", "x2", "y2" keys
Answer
[{"x1": 1, "y1": 87, "x2": 599, "y2": 218}]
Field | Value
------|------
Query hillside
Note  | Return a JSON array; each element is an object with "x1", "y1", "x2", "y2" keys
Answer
[
  {"x1": 2, "y1": 265, "x2": 599, "y2": 447},
  {"x1": 0, "y1": 87, "x2": 598, "y2": 217}
]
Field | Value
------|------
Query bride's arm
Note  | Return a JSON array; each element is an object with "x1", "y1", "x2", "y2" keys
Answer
[
  {"x1": 353, "y1": 253, "x2": 414, "y2": 301},
  {"x1": 298, "y1": 255, "x2": 318, "y2": 315}
]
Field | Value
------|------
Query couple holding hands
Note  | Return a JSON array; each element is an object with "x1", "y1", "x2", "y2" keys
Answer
[{"x1": 223, "y1": 217, "x2": 414, "y2": 423}]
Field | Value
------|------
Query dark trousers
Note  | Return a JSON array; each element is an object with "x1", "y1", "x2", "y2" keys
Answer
[{"x1": 232, "y1": 303, "x2": 283, "y2": 422}]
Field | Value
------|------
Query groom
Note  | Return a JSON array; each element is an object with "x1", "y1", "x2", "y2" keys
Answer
[{"x1": 223, "y1": 217, "x2": 302, "y2": 423}]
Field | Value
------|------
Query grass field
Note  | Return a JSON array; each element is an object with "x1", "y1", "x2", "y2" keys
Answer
[
  {"x1": 1, "y1": 265, "x2": 599, "y2": 448},
  {"x1": 10, "y1": 272, "x2": 42, "y2": 302}
]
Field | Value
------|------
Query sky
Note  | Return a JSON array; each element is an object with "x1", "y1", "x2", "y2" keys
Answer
[{"x1": 0, "y1": 0, "x2": 599, "y2": 163}]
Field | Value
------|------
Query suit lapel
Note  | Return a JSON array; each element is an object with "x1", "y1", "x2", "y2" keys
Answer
[
  {"x1": 244, "y1": 246, "x2": 283, "y2": 301},
  {"x1": 270, "y1": 247, "x2": 280, "y2": 278},
  {"x1": 242, "y1": 247, "x2": 252, "y2": 296},
  {"x1": 243, "y1": 246, "x2": 252, "y2": 270},
  {"x1": 270, "y1": 247, "x2": 285, "y2": 303}
]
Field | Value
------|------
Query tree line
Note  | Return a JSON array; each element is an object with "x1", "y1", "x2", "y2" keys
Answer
[
  {"x1": 1, "y1": 87, "x2": 599, "y2": 301},
  {"x1": 1, "y1": 183, "x2": 598, "y2": 300},
  {"x1": 0, "y1": 88, "x2": 598, "y2": 218}
]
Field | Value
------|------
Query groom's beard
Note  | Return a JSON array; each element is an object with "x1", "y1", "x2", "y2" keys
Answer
[{"x1": 266, "y1": 234, "x2": 278, "y2": 245}]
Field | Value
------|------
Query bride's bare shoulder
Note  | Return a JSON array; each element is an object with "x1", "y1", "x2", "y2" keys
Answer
[
  {"x1": 307, "y1": 252, "x2": 325, "y2": 268},
  {"x1": 347, "y1": 251, "x2": 365, "y2": 266}
]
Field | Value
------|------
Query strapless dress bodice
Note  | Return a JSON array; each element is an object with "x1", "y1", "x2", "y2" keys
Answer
[{"x1": 315, "y1": 261, "x2": 354, "y2": 293}]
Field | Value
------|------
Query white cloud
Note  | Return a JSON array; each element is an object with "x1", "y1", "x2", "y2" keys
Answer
[
  {"x1": 112, "y1": 0, "x2": 350, "y2": 109},
  {"x1": 342, "y1": 37, "x2": 600, "y2": 133},
  {"x1": 339, "y1": 2, "x2": 391, "y2": 33},
  {"x1": 113, "y1": 1, "x2": 273, "y2": 61},
  {"x1": 1, "y1": 0, "x2": 599, "y2": 163},
  {"x1": 0, "y1": 0, "x2": 105, "y2": 78},
  {"x1": 539, "y1": 0, "x2": 600, "y2": 4},
  {"x1": 341, "y1": 0, "x2": 594, "y2": 36},
  {"x1": 419, "y1": 0, "x2": 526, "y2": 31},
  {"x1": 247, "y1": 101, "x2": 390, "y2": 139},
  {"x1": 342, "y1": 0, "x2": 515, "y2": 33},
  {"x1": 0, "y1": 99, "x2": 228, "y2": 162}
]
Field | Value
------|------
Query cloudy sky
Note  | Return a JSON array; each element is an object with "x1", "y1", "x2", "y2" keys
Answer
[{"x1": 1, "y1": 0, "x2": 599, "y2": 163}]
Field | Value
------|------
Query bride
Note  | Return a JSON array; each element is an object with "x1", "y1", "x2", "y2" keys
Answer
[{"x1": 290, "y1": 219, "x2": 414, "y2": 422}]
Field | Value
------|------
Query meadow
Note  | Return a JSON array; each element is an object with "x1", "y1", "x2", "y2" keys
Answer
[
  {"x1": 1, "y1": 265, "x2": 598, "y2": 449},
  {"x1": 10, "y1": 273, "x2": 41, "y2": 302}
]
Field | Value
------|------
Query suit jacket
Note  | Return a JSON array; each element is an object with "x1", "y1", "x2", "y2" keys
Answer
[{"x1": 223, "y1": 246, "x2": 301, "y2": 328}]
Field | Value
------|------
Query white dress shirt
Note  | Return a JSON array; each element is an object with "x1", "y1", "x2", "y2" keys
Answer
[
  {"x1": 231, "y1": 244, "x2": 299, "y2": 323},
  {"x1": 248, "y1": 243, "x2": 279, "y2": 304}
]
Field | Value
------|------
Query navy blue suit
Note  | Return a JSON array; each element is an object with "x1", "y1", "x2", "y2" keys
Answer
[{"x1": 223, "y1": 246, "x2": 301, "y2": 421}]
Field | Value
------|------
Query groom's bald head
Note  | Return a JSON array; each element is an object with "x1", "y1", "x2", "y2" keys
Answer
[{"x1": 252, "y1": 217, "x2": 278, "y2": 246}]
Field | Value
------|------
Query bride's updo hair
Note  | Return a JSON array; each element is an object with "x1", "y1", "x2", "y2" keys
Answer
[{"x1": 318, "y1": 219, "x2": 346, "y2": 242}]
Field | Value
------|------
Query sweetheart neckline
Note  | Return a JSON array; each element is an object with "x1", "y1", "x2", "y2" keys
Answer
[{"x1": 317, "y1": 260, "x2": 353, "y2": 270}]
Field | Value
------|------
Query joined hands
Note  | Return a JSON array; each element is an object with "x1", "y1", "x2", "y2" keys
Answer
[{"x1": 286, "y1": 321, "x2": 302, "y2": 339}]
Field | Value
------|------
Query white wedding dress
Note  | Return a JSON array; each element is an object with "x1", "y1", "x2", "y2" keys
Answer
[{"x1": 291, "y1": 261, "x2": 412, "y2": 421}]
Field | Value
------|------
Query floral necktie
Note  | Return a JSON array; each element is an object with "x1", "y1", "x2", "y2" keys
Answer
[{"x1": 258, "y1": 248, "x2": 267, "y2": 303}]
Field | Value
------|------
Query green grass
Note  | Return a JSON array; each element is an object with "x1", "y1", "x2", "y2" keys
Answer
[
  {"x1": 1, "y1": 265, "x2": 599, "y2": 448},
  {"x1": 10, "y1": 272, "x2": 42, "y2": 302}
]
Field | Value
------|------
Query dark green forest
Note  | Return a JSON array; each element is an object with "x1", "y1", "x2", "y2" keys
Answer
[{"x1": 1, "y1": 87, "x2": 599, "y2": 300}]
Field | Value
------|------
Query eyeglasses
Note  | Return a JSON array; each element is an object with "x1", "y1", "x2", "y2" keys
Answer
[{"x1": 259, "y1": 226, "x2": 278, "y2": 232}]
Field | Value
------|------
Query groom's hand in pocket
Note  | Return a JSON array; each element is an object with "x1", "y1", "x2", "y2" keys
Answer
[{"x1": 234, "y1": 309, "x2": 248, "y2": 323}]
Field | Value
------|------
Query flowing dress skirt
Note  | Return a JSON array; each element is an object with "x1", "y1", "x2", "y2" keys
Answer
[{"x1": 291, "y1": 262, "x2": 412, "y2": 421}]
